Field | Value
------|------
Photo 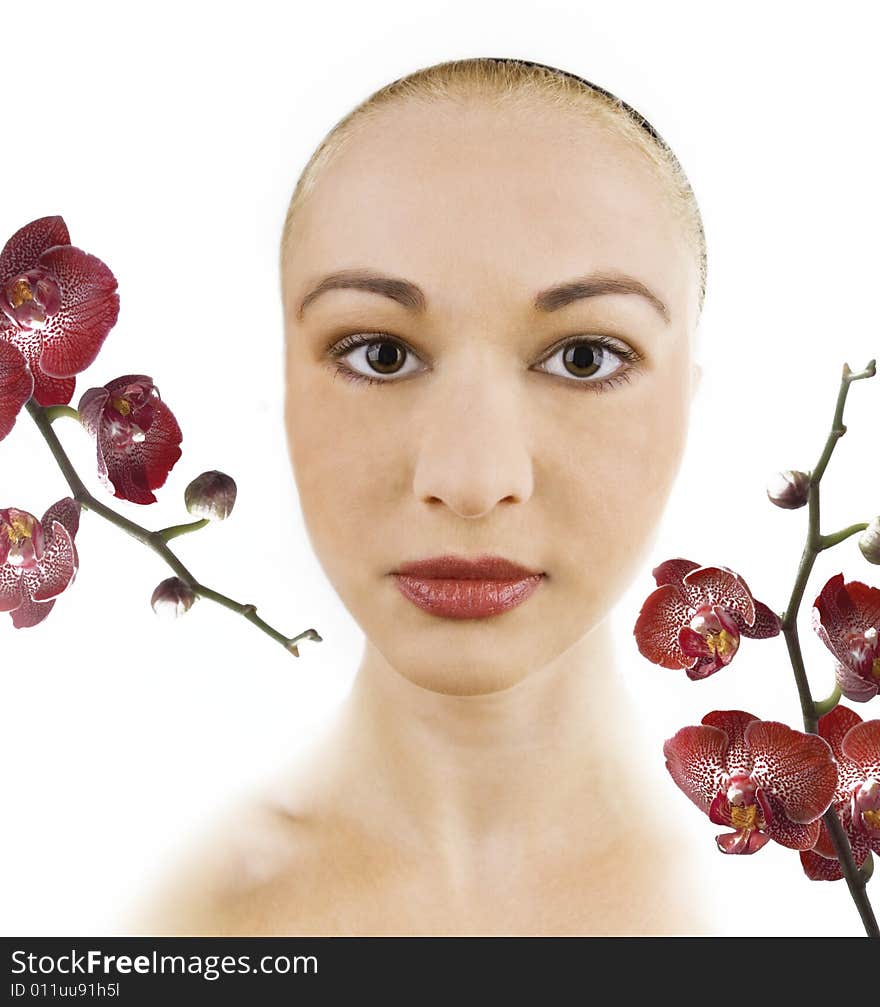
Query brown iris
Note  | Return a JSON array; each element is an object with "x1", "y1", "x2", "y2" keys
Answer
[
  {"x1": 365, "y1": 341, "x2": 406, "y2": 375},
  {"x1": 562, "y1": 343, "x2": 601, "y2": 378}
]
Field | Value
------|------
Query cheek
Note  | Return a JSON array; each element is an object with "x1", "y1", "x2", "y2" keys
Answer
[
  {"x1": 547, "y1": 365, "x2": 691, "y2": 600},
  {"x1": 284, "y1": 364, "x2": 395, "y2": 566}
]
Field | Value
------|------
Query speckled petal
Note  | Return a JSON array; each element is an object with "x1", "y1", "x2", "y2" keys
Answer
[
  {"x1": 30, "y1": 520, "x2": 77, "y2": 602},
  {"x1": 812, "y1": 807, "x2": 872, "y2": 863},
  {"x1": 40, "y1": 497, "x2": 80, "y2": 541},
  {"x1": 818, "y1": 705, "x2": 863, "y2": 760},
  {"x1": 0, "y1": 216, "x2": 70, "y2": 283},
  {"x1": 0, "y1": 564, "x2": 24, "y2": 612},
  {"x1": 680, "y1": 566, "x2": 756, "y2": 627},
  {"x1": 817, "y1": 706, "x2": 864, "y2": 802},
  {"x1": 652, "y1": 558, "x2": 701, "y2": 589},
  {"x1": 31, "y1": 367, "x2": 76, "y2": 408},
  {"x1": 760, "y1": 792, "x2": 821, "y2": 850},
  {"x1": 702, "y1": 710, "x2": 758, "y2": 774},
  {"x1": 663, "y1": 723, "x2": 729, "y2": 814},
  {"x1": 746, "y1": 720, "x2": 837, "y2": 823},
  {"x1": 9, "y1": 590, "x2": 56, "y2": 628},
  {"x1": 800, "y1": 848, "x2": 845, "y2": 881},
  {"x1": 842, "y1": 720, "x2": 880, "y2": 781},
  {"x1": 0, "y1": 339, "x2": 34, "y2": 440},
  {"x1": 1, "y1": 319, "x2": 76, "y2": 407},
  {"x1": 35, "y1": 246, "x2": 119, "y2": 376},
  {"x1": 634, "y1": 583, "x2": 692, "y2": 668},
  {"x1": 846, "y1": 582, "x2": 880, "y2": 638},
  {"x1": 731, "y1": 598, "x2": 782, "y2": 640}
]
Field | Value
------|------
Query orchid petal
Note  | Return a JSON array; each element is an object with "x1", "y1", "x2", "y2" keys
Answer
[
  {"x1": 35, "y1": 245, "x2": 119, "y2": 376},
  {"x1": 663, "y1": 724, "x2": 728, "y2": 814},
  {"x1": 760, "y1": 792, "x2": 821, "y2": 850},
  {"x1": 634, "y1": 583, "x2": 693, "y2": 668},
  {"x1": 716, "y1": 829, "x2": 771, "y2": 854},
  {"x1": 0, "y1": 216, "x2": 70, "y2": 282},
  {"x1": 0, "y1": 339, "x2": 34, "y2": 440},
  {"x1": 680, "y1": 566, "x2": 756, "y2": 627},
  {"x1": 842, "y1": 720, "x2": 880, "y2": 781},
  {"x1": 746, "y1": 720, "x2": 837, "y2": 823},
  {"x1": 702, "y1": 710, "x2": 758, "y2": 774}
]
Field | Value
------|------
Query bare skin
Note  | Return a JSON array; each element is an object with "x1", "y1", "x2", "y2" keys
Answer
[{"x1": 131, "y1": 94, "x2": 715, "y2": 936}]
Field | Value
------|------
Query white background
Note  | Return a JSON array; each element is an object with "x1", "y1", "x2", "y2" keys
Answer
[{"x1": 1, "y1": 0, "x2": 878, "y2": 938}]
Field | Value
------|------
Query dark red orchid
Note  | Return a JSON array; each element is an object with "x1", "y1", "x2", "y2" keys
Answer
[
  {"x1": 811, "y1": 573, "x2": 880, "y2": 702},
  {"x1": 78, "y1": 375, "x2": 182, "y2": 504},
  {"x1": 634, "y1": 558, "x2": 782, "y2": 680},
  {"x1": 800, "y1": 705, "x2": 880, "y2": 881},
  {"x1": 0, "y1": 497, "x2": 80, "y2": 628},
  {"x1": 0, "y1": 337, "x2": 34, "y2": 440},
  {"x1": 665, "y1": 710, "x2": 838, "y2": 854},
  {"x1": 0, "y1": 216, "x2": 119, "y2": 407}
]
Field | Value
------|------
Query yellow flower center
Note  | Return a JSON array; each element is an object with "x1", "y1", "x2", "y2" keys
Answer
[
  {"x1": 864, "y1": 809, "x2": 880, "y2": 829},
  {"x1": 707, "y1": 629, "x2": 736, "y2": 657},
  {"x1": 9, "y1": 278, "x2": 34, "y2": 308},
  {"x1": 5, "y1": 514, "x2": 32, "y2": 544},
  {"x1": 872, "y1": 657, "x2": 880, "y2": 680},
  {"x1": 111, "y1": 396, "x2": 132, "y2": 416},
  {"x1": 730, "y1": 804, "x2": 759, "y2": 830}
]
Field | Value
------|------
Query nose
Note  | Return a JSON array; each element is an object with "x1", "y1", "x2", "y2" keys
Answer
[{"x1": 411, "y1": 364, "x2": 535, "y2": 519}]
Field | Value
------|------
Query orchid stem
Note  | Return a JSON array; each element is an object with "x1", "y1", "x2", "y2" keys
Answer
[
  {"x1": 156, "y1": 518, "x2": 210, "y2": 541},
  {"x1": 819, "y1": 523, "x2": 869, "y2": 550},
  {"x1": 43, "y1": 404, "x2": 79, "y2": 423},
  {"x1": 25, "y1": 396, "x2": 321, "y2": 659},
  {"x1": 812, "y1": 682, "x2": 841, "y2": 718},
  {"x1": 778, "y1": 360, "x2": 878, "y2": 939}
]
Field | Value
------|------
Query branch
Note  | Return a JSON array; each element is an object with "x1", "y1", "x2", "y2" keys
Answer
[
  {"x1": 778, "y1": 359, "x2": 877, "y2": 938},
  {"x1": 25, "y1": 397, "x2": 321, "y2": 658}
]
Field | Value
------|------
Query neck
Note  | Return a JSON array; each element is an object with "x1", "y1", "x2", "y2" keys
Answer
[{"x1": 314, "y1": 617, "x2": 661, "y2": 872}]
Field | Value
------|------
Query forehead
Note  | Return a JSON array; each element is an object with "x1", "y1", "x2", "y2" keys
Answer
[{"x1": 285, "y1": 99, "x2": 694, "y2": 324}]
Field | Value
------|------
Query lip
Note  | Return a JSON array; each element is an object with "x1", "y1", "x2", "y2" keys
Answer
[
  {"x1": 393, "y1": 554, "x2": 543, "y2": 580},
  {"x1": 390, "y1": 553, "x2": 545, "y2": 619}
]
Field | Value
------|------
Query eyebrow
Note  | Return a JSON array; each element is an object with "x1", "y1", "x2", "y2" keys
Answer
[{"x1": 296, "y1": 267, "x2": 671, "y2": 325}]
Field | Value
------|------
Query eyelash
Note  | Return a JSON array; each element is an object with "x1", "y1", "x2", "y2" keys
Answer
[{"x1": 324, "y1": 331, "x2": 643, "y2": 395}]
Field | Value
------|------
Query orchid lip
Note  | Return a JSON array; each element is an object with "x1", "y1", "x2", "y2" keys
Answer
[{"x1": 391, "y1": 553, "x2": 544, "y2": 580}]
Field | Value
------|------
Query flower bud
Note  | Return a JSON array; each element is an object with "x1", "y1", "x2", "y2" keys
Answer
[
  {"x1": 184, "y1": 470, "x2": 237, "y2": 521},
  {"x1": 858, "y1": 516, "x2": 880, "y2": 565},
  {"x1": 151, "y1": 576, "x2": 196, "y2": 619},
  {"x1": 766, "y1": 470, "x2": 810, "y2": 509}
]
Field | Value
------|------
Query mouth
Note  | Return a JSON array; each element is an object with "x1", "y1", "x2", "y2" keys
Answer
[{"x1": 389, "y1": 553, "x2": 545, "y2": 619}]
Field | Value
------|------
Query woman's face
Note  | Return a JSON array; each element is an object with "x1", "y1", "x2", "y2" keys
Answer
[{"x1": 282, "y1": 98, "x2": 701, "y2": 696}]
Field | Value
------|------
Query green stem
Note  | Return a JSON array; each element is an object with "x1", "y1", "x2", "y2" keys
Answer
[
  {"x1": 25, "y1": 397, "x2": 321, "y2": 658},
  {"x1": 778, "y1": 359, "x2": 877, "y2": 939},
  {"x1": 43, "y1": 404, "x2": 80, "y2": 423},
  {"x1": 819, "y1": 523, "x2": 869, "y2": 550},
  {"x1": 156, "y1": 518, "x2": 210, "y2": 541},
  {"x1": 812, "y1": 682, "x2": 841, "y2": 718}
]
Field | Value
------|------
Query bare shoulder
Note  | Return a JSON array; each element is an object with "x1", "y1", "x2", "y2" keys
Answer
[{"x1": 127, "y1": 795, "x2": 327, "y2": 936}]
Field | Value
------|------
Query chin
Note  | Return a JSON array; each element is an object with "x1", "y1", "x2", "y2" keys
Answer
[{"x1": 373, "y1": 636, "x2": 548, "y2": 696}]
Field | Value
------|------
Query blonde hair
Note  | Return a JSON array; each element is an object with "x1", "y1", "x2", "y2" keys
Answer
[{"x1": 280, "y1": 56, "x2": 707, "y2": 319}]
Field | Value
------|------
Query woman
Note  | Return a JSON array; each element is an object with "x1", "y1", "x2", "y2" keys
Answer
[{"x1": 135, "y1": 56, "x2": 711, "y2": 935}]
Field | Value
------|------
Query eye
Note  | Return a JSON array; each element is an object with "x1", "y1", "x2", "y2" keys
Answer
[
  {"x1": 324, "y1": 331, "x2": 642, "y2": 393},
  {"x1": 325, "y1": 332, "x2": 423, "y2": 386},
  {"x1": 534, "y1": 334, "x2": 642, "y2": 393}
]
